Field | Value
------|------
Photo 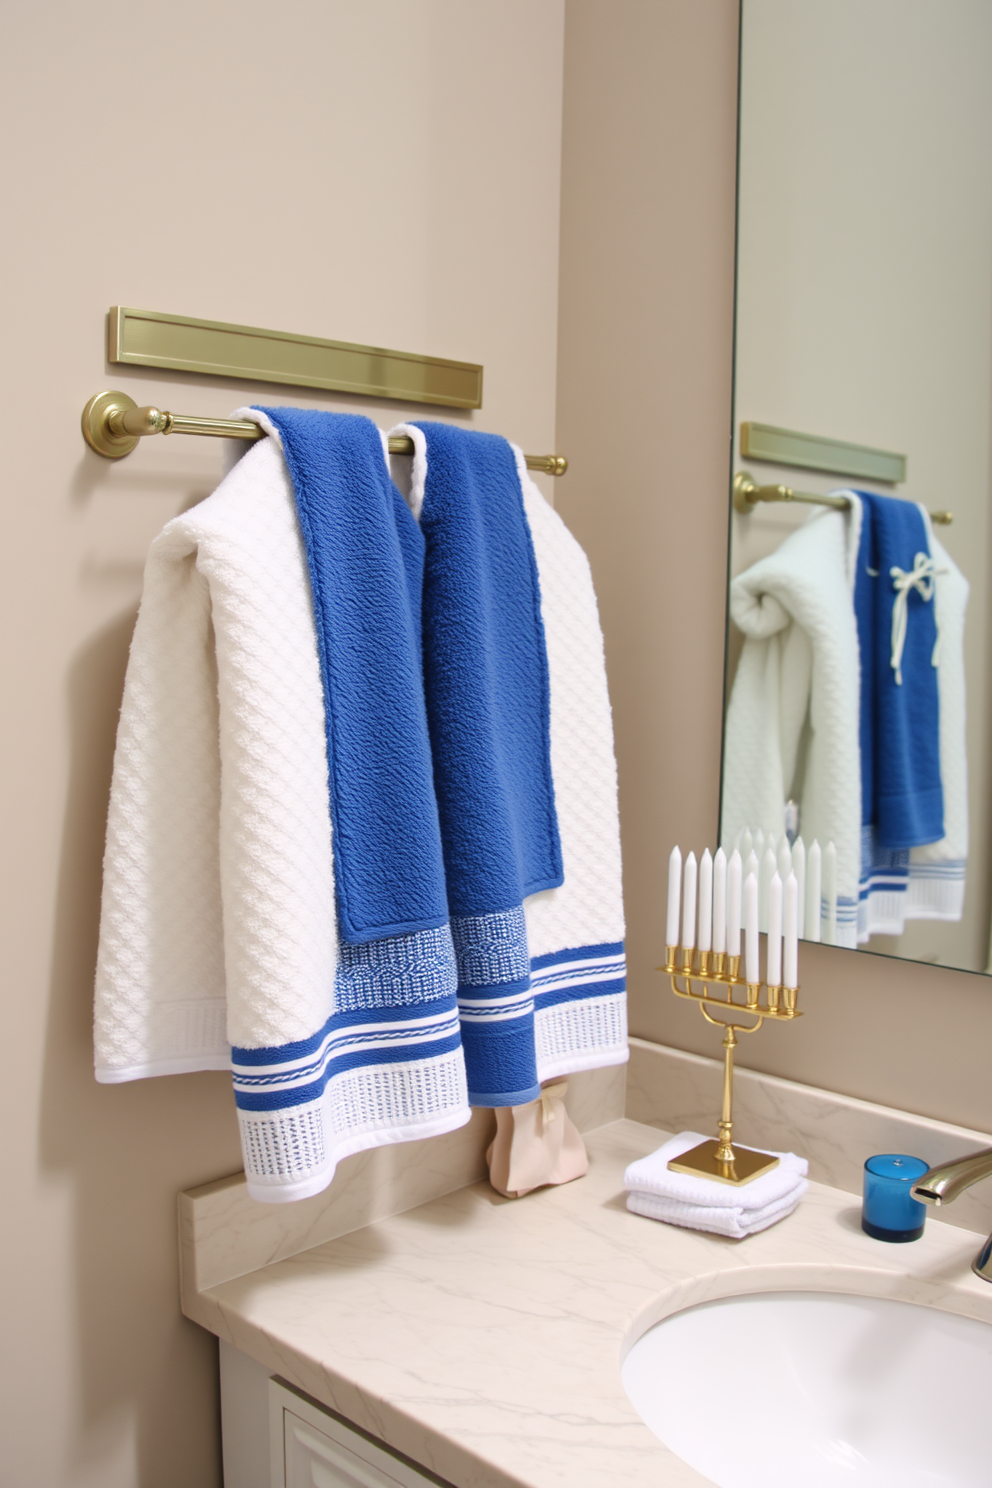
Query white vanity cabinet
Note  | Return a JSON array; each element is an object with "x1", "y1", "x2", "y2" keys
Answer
[{"x1": 221, "y1": 1342, "x2": 448, "y2": 1488}]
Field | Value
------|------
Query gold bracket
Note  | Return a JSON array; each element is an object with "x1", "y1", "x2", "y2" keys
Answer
[
  {"x1": 81, "y1": 391, "x2": 144, "y2": 459},
  {"x1": 659, "y1": 948, "x2": 801, "y2": 1186}
]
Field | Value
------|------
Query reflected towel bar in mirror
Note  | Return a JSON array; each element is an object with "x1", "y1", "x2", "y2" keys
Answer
[
  {"x1": 733, "y1": 471, "x2": 952, "y2": 526},
  {"x1": 81, "y1": 391, "x2": 569, "y2": 477}
]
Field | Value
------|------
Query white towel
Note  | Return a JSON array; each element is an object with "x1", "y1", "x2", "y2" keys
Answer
[
  {"x1": 94, "y1": 429, "x2": 471, "y2": 1201},
  {"x1": 517, "y1": 452, "x2": 628, "y2": 1077},
  {"x1": 624, "y1": 1132, "x2": 808, "y2": 1239},
  {"x1": 722, "y1": 502, "x2": 968, "y2": 946}
]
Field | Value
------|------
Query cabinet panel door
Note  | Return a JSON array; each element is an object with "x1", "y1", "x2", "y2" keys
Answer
[
  {"x1": 284, "y1": 1411, "x2": 409, "y2": 1488},
  {"x1": 270, "y1": 1382, "x2": 444, "y2": 1488}
]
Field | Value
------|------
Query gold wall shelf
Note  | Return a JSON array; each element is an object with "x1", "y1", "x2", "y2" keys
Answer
[
  {"x1": 108, "y1": 307, "x2": 484, "y2": 410},
  {"x1": 741, "y1": 421, "x2": 906, "y2": 484}
]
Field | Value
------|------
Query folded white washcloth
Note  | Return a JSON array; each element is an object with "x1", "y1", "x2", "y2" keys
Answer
[{"x1": 624, "y1": 1131, "x2": 808, "y2": 1239}]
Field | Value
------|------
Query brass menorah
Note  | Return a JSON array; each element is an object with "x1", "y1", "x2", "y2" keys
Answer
[{"x1": 660, "y1": 946, "x2": 802, "y2": 1186}]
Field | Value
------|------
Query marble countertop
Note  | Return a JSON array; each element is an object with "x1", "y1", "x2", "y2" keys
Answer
[{"x1": 184, "y1": 1119, "x2": 992, "y2": 1488}]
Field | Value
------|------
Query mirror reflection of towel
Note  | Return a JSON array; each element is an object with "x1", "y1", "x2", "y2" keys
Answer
[
  {"x1": 854, "y1": 492, "x2": 943, "y2": 851},
  {"x1": 722, "y1": 496, "x2": 968, "y2": 947}
]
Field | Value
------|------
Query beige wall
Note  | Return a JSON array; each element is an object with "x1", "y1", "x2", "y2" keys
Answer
[
  {"x1": 730, "y1": 0, "x2": 992, "y2": 972},
  {"x1": 556, "y1": 0, "x2": 992, "y2": 1135},
  {"x1": 1, "y1": 4, "x2": 564, "y2": 1484}
]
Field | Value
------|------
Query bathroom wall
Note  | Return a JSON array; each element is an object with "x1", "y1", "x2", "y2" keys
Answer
[
  {"x1": 556, "y1": 0, "x2": 992, "y2": 1137},
  {"x1": 1, "y1": 4, "x2": 564, "y2": 1485}
]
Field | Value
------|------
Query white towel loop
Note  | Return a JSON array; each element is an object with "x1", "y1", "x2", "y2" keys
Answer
[{"x1": 889, "y1": 552, "x2": 941, "y2": 685}]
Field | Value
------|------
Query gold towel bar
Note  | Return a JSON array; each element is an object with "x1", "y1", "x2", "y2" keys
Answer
[
  {"x1": 734, "y1": 471, "x2": 952, "y2": 526},
  {"x1": 81, "y1": 391, "x2": 568, "y2": 477}
]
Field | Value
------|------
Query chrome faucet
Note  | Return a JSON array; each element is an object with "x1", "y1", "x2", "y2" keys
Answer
[{"x1": 912, "y1": 1147, "x2": 992, "y2": 1281}]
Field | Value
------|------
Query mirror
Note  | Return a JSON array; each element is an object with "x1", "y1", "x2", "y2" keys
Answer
[{"x1": 722, "y1": 0, "x2": 992, "y2": 974}]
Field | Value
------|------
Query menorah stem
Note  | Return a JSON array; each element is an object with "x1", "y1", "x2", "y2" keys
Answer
[{"x1": 716, "y1": 1025, "x2": 738, "y2": 1165}]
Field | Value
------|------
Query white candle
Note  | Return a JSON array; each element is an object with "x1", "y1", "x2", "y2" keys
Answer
[
  {"x1": 741, "y1": 828, "x2": 754, "y2": 864},
  {"x1": 753, "y1": 827, "x2": 765, "y2": 865},
  {"x1": 744, "y1": 871, "x2": 760, "y2": 984},
  {"x1": 824, "y1": 841, "x2": 838, "y2": 946},
  {"x1": 767, "y1": 871, "x2": 783, "y2": 985},
  {"x1": 725, "y1": 857, "x2": 740, "y2": 958},
  {"x1": 743, "y1": 857, "x2": 761, "y2": 922},
  {"x1": 777, "y1": 836, "x2": 792, "y2": 881},
  {"x1": 698, "y1": 849, "x2": 713, "y2": 954},
  {"x1": 792, "y1": 836, "x2": 806, "y2": 939},
  {"x1": 759, "y1": 845, "x2": 776, "y2": 933},
  {"x1": 726, "y1": 849, "x2": 742, "y2": 957},
  {"x1": 712, "y1": 848, "x2": 727, "y2": 955},
  {"x1": 806, "y1": 840, "x2": 822, "y2": 943},
  {"x1": 682, "y1": 852, "x2": 697, "y2": 949},
  {"x1": 666, "y1": 845, "x2": 682, "y2": 947},
  {"x1": 783, "y1": 872, "x2": 799, "y2": 988}
]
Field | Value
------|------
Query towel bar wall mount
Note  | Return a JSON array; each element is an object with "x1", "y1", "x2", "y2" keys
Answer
[{"x1": 82, "y1": 391, "x2": 569, "y2": 477}]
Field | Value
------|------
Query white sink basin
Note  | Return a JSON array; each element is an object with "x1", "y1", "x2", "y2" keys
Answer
[{"x1": 621, "y1": 1290, "x2": 992, "y2": 1487}]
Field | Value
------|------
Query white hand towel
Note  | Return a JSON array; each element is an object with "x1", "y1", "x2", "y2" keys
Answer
[{"x1": 624, "y1": 1132, "x2": 808, "y2": 1239}]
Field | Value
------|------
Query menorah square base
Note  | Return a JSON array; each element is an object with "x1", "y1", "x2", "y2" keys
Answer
[{"x1": 667, "y1": 1138, "x2": 780, "y2": 1187}]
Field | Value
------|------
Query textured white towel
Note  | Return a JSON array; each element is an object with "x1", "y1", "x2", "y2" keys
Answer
[
  {"x1": 516, "y1": 453, "x2": 627, "y2": 1078},
  {"x1": 722, "y1": 501, "x2": 968, "y2": 947},
  {"x1": 624, "y1": 1132, "x2": 808, "y2": 1239},
  {"x1": 94, "y1": 428, "x2": 471, "y2": 1202},
  {"x1": 94, "y1": 432, "x2": 339, "y2": 1071}
]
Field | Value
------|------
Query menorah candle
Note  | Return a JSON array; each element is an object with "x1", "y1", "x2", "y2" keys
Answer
[
  {"x1": 767, "y1": 871, "x2": 783, "y2": 985},
  {"x1": 744, "y1": 871, "x2": 760, "y2": 983},
  {"x1": 726, "y1": 848, "x2": 742, "y2": 957},
  {"x1": 824, "y1": 841, "x2": 838, "y2": 945},
  {"x1": 792, "y1": 836, "x2": 806, "y2": 939},
  {"x1": 741, "y1": 827, "x2": 754, "y2": 863},
  {"x1": 806, "y1": 839, "x2": 822, "y2": 943},
  {"x1": 698, "y1": 849, "x2": 713, "y2": 953},
  {"x1": 760, "y1": 845, "x2": 776, "y2": 932},
  {"x1": 783, "y1": 872, "x2": 799, "y2": 988},
  {"x1": 666, "y1": 844, "x2": 682, "y2": 948},
  {"x1": 753, "y1": 827, "x2": 765, "y2": 864},
  {"x1": 745, "y1": 849, "x2": 759, "y2": 885},
  {"x1": 682, "y1": 852, "x2": 697, "y2": 949},
  {"x1": 777, "y1": 836, "x2": 792, "y2": 880},
  {"x1": 712, "y1": 847, "x2": 727, "y2": 955}
]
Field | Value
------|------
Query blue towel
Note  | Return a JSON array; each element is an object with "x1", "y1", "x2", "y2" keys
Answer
[
  {"x1": 414, "y1": 422, "x2": 563, "y2": 1106},
  {"x1": 259, "y1": 408, "x2": 449, "y2": 944},
  {"x1": 853, "y1": 492, "x2": 943, "y2": 851}
]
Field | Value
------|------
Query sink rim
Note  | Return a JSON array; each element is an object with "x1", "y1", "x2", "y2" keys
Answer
[{"x1": 619, "y1": 1258, "x2": 992, "y2": 1368}]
